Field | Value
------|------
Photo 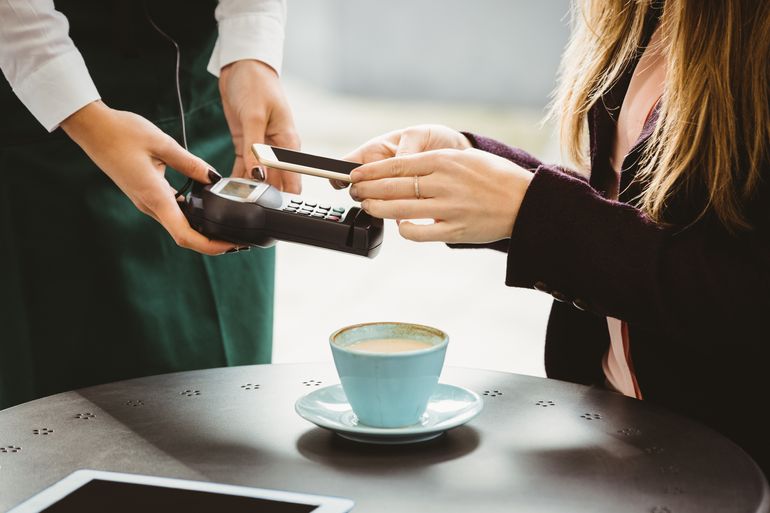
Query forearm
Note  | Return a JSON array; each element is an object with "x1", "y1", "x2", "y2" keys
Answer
[
  {"x1": 462, "y1": 132, "x2": 545, "y2": 172},
  {"x1": 0, "y1": 0, "x2": 100, "y2": 131},
  {"x1": 207, "y1": 0, "x2": 287, "y2": 77},
  {"x1": 507, "y1": 165, "x2": 770, "y2": 343},
  {"x1": 463, "y1": 132, "x2": 590, "y2": 184}
]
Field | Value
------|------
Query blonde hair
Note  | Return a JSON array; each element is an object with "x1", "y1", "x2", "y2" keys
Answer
[{"x1": 551, "y1": 0, "x2": 770, "y2": 231}]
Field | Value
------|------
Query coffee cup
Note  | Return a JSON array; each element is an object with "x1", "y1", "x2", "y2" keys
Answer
[{"x1": 329, "y1": 322, "x2": 448, "y2": 428}]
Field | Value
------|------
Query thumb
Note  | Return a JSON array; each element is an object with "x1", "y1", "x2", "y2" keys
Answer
[
  {"x1": 155, "y1": 135, "x2": 219, "y2": 184},
  {"x1": 395, "y1": 127, "x2": 430, "y2": 157}
]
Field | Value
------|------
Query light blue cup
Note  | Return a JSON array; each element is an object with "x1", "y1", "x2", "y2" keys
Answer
[{"x1": 330, "y1": 322, "x2": 448, "y2": 428}]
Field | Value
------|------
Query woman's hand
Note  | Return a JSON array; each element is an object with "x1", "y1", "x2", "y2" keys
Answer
[
  {"x1": 349, "y1": 148, "x2": 533, "y2": 244},
  {"x1": 332, "y1": 124, "x2": 472, "y2": 189},
  {"x1": 61, "y1": 100, "x2": 237, "y2": 255},
  {"x1": 219, "y1": 59, "x2": 301, "y2": 193}
]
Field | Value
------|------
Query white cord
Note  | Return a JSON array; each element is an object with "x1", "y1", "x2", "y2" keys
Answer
[
  {"x1": 144, "y1": 4, "x2": 188, "y2": 151},
  {"x1": 144, "y1": 3, "x2": 192, "y2": 199}
]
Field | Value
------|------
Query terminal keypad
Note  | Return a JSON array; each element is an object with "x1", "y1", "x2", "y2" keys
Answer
[{"x1": 283, "y1": 199, "x2": 345, "y2": 222}]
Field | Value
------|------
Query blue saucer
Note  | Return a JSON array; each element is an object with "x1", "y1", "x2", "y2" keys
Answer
[{"x1": 295, "y1": 383, "x2": 483, "y2": 444}]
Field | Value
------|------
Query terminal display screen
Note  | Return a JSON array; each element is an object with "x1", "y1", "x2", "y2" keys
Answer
[{"x1": 220, "y1": 180, "x2": 258, "y2": 199}]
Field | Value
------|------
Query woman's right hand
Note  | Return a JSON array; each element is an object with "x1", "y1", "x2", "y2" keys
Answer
[
  {"x1": 61, "y1": 100, "x2": 238, "y2": 255},
  {"x1": 332, "y1": 124, "x2": 472, "y2": 189}
]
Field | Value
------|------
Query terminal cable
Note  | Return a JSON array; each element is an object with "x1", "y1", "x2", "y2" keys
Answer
[{"x1": 143, "y1": 2, "x2": 193, "y2": 200}]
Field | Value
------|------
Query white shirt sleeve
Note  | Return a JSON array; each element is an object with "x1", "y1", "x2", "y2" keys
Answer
[
  {"x1": 207, "y1": 0, "x2": 287, "y2": 77},
  {"x1": 0, "y1": 0, "x2": 100, "y2": 132}
]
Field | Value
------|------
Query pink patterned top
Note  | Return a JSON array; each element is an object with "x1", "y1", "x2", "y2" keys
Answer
[{"x1": 603, "y1": 28, "x2": 666, "y2": 399}]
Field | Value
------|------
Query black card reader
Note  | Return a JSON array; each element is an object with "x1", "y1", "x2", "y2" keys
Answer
[{"x1": 183, "y1": 178, "x2": 383, "y2": 257}]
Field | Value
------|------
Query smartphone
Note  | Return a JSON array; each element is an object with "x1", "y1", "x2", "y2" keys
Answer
[{"x1": 252, "y1": 144, "x2": 360, "y2": 183}]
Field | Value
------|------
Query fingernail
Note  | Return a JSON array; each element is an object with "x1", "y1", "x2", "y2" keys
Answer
[
  {"x1": 350, "y1": 170, "x2": 360, "y2": 182},
  {"x1": 208, "y1": 169, "x2": 222, "y2": 184},
  {"x1": 252, "y1": 167, "x2": 265, "y2": 181},
  {"x1": 225, "y1": 246, "x2": 251, "y2": 254},
  {"x1": 349, "y1": 185, "x2": 360, "y2": 201}
]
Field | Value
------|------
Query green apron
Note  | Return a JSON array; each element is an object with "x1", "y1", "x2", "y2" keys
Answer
[{"x1": 0, "y1": 0, "x2": 274, "y2": 409}]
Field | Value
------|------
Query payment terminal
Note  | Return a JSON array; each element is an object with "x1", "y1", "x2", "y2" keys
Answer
[{"x1": 183, "y1": 178, "x2": 383, "y2": 257}]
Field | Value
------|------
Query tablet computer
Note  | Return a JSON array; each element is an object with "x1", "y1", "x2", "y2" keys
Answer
[{"x1": 8, "y1": 470, "x2": 354, "y2": 513}]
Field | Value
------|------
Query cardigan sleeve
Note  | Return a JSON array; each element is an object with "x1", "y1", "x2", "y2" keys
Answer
[
  {"x1": 449, "y1": 132, "x2": 588, "y2": 253},
  {"x1": 507, "y1": 164, "x2": 770, "y2": 348},
  {"x1": 462, "y1": 132, "x2": 544, "y2": 171},
  {"x1": 457, "y1": 132, "x2": 770, "y2": 350},
  {"x1": 463, "y1": 132, "x2": 590, "y2": 182}
]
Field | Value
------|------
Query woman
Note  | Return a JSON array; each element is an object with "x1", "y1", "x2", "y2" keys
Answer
[
  {"x1": 0, "y1": 0, "x2": 299, "y2": 408},
  {"x1": 345, "y1": 1, "x2": 770, "y2": 473}
]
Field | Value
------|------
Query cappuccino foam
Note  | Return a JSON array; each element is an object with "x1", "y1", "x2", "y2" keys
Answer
[{"x1": 348, "y1": 338, "x2": 433, "y2": 354}]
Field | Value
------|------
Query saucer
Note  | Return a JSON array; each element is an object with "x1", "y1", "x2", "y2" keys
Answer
[{"x1": 295, "y1": 383, "x2": 483, "y2": 444}]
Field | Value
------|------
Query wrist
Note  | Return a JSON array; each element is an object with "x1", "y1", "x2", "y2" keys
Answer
[
  {"x1": 508, "y1": 172, "x2": 533, "y2": 235},
  {"x1": 61, "y1": 100, "x2": 112, "y2": 142},
  {"x1": 221, "y1": 59, "x2": 278, "y2": 78}
]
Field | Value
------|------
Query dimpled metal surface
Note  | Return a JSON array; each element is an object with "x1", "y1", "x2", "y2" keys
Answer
[{"x1": 0, "y1": 364, "x2": 768, "y2": 513}]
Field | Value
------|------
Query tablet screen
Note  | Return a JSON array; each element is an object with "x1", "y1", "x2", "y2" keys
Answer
[{"x1": 40, "y1": 480, "x2": 318, "y2": 513}]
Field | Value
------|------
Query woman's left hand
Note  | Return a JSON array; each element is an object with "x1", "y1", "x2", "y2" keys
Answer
[
  {"x1": 349, "y1": 148, "x2": 533, "y2": 244},
  {"x1": 219, "y1": 59, "x2": 301, "y2": 193}
]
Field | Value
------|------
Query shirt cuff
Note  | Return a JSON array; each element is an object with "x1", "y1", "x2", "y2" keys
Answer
[
  {"x1": 207, "y1": 13, "x2": 285, "y2": 77},
  {"x1": 12, "y1": 49, "x2": 100, "y2": 133}
]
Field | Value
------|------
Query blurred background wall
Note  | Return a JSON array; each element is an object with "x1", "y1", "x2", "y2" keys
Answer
[{"x1": 284, "y1": 0, "x2": 570, "y2": 108}]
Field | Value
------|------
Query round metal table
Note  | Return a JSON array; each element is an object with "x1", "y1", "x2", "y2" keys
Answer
[{"x1": 0, "y1": 363, "x2": 767, "y2": 513}]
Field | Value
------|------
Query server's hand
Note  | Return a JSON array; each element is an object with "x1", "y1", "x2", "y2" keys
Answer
[
  {"x1": 61, "y1": 100, "x2": 238, "y2": 255},
  {"x1": 219, "y1": 59, "x2": 301, "y2": 193}
]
